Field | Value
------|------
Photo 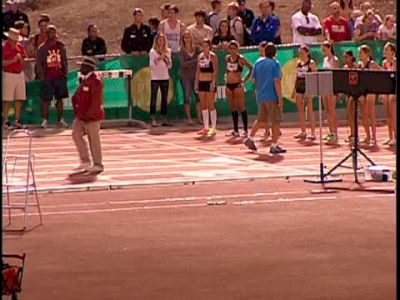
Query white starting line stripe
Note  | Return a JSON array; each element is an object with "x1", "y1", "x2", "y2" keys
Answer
[{"x1": 234, "y1": 196, "x2": 337, "y2": 205}]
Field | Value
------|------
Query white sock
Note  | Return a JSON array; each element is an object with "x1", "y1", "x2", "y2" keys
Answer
[
  {"x1": 210, "y1": 109, "x2": 217, "y2": 129},
  {"x1": 271, "y1": 142, "x2": 278, "y2": 148},
  {"x1": 202, "y1": 110, "x2": 209, "y2": 129}
]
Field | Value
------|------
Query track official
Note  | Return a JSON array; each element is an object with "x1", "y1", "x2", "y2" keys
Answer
[{"x1": 71, "y1": 56, "x2": 104, "y2": 174}]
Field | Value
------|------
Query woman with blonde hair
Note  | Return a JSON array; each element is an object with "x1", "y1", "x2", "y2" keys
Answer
[
  {"x1": 357, "y1": 44, "x2": 380, "y2": 145},
  {"x1": 380, "y1": 42, "x2": 396, "y2": 146},
  {"x1": 149, "y1": 32, "x2": 172, "y2": 127},
  {"x1": 195, "y1": 38, "x2": 219, "y2": 136},
  {"x1": 178, "y1": 31, "x2": 202, "y2": 125}
]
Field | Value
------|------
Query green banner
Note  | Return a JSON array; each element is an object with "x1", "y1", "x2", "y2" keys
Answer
[{"x1": 20, "y1": 41, "x2": 389, "y2": 124}]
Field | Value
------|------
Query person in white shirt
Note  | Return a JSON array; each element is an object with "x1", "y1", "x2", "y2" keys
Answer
[
  {"x1": 291, "y1": 0, "x2": 322, "y2": 44},
  {"x1": 149, "y1": 33, "x2": 172, "y2": 127},
  {"x1": 377, "y1": 14, "x2": 396, "y2": 41},
  {"x1": 159, "y1": 4, "x2": 185, "y2": 53}
]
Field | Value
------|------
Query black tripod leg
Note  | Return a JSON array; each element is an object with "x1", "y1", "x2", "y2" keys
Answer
[
  {"x1": 325, "y1": 152, "x2": 353, "y2": 177},
  {"x1": 357, "y1": 148, "x2": 376, "y2": 165}
]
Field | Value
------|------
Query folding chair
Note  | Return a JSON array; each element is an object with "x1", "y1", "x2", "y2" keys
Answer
[
  {"x1": 2, "y1": 254, "x2": 26, "y2": 300},
  {"x1": 2, "y1": 129, "x2": 43, "y2": 230}
]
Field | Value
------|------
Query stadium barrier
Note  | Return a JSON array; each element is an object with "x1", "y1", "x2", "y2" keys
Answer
[{"x1": 18, "y1": 40, "x2": 390, "y2": 124}]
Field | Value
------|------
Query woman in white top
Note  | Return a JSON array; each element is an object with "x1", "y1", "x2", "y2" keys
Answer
[
  {"x1": 380, "y1": 42, "x2": 396, "y2": 146},
  {"x1": 149, "y1": 33, "x2": 172, "y2": 127},
  {"x1": 321, "y1": 41, "x2": 340, "y2": 144},
  {"x1": 227, "y1": 2, "x2": 244, "y2": 46},
  {"x1": 159, "y1": 5, "x2": 185, "y2": 53},
  {"x1": 377, "y1": 14, "x2": 396, "y2": 41}
]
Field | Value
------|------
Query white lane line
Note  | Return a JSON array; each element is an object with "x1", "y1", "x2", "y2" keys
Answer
[
  {"x1": 131, "y1": 135, "x2": 306, "y2": 174},
  {"x1": 6, "y1": 202, "x2": 207, "y2": 217},
  {"x1": 358, "y1": 194, "x2": 395, "y2": 198},
  {"x1": 234, "y1": 196, "x2": 337, "y2": 205}
]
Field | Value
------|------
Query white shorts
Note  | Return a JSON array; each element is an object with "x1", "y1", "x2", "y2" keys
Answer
[{"x1": 2, "y1": 71, "x2": 26, "y2": 101}]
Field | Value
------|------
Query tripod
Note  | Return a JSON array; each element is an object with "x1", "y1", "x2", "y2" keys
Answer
[{"x1": 324, "y1": 93, "x2": 375, "y2": 183}]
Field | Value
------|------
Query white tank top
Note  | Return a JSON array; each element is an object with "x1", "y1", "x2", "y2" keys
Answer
[
  {"x1": 323, "y1": 56, "x2": 338, "y2": 69},
  {"x1": 164, "y1": 21, "x2": 181, "y2": 53}
]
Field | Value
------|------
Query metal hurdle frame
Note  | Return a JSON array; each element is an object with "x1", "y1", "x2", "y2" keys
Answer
[{"x1": 2, "y1": 129, "x2": 43, "y2": 230}]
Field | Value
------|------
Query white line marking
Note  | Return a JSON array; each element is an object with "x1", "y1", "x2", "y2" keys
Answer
[{"x1": 234, "y1": 196, "x2": 337, "y2": 205}]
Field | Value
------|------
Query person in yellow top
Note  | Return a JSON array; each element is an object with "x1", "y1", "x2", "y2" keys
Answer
[{"x1": 187, "y1": 10, "x2": 214, "y2": 47}]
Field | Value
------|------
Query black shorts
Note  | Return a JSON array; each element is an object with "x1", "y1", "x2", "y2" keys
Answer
[
  {"x1": 295, "y1": 78, "x2": 306, "y2": 94},
  {"x1": 42, "y1": 78, "x2": 69, "y2": 101},
  {"x1": 226, "y1": 82, "x2": 243, "y2": 91},
  {"x1": 198, "y1": 81, "x2": 216, "y2": 93}
]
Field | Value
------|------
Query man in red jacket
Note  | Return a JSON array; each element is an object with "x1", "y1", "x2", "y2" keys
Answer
[{"x1": 71, "y1": 56, "x2": 104, "y2": 174}]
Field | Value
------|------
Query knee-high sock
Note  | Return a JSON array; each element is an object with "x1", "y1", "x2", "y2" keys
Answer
[
  {"x1": 241, "y1": 110, "x2": 248, "y2": 132},
  {"x1": 202, "y1": 110, "x2": 209, "y2": 129},
  {"x1": 210, "y1": 109, "x2": 217, "y2": 129},
  {"x1": 232, "y1": 111, "x2": 239, "y2": 132}
]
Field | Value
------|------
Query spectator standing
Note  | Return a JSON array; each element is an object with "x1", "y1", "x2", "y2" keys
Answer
[
  {"x1": 212, "y1": 19, "x2": 236, "y2": 50},
  {"x1": 121, "y1": 8, "x2": 152, "y2": 56},
  {"x1": 71, "y1": 56, "x2": 105, "y2": 174},
  {"x1": 354, "y1": 1, "x2": 382, "y2": 28},
  {"x1": 149, "y1": 33, "x2": 172, "y2": 127},
  {"x1": 37, "y1": 25, "x2": 69, "y2": 129},
  {"x1": 14, "y1": 20, "x2": 33, "y2": 81},
  {"x1": 353, "y1": 9, "x2": 379, "y2": 41},
  {"x1": 178, "y1": 31, "x2": 202, "y2": 125},
  {"x1": 237, "y1": 0, "x2": 254, "y2": 45},
  {"x1": 3, "y1": 0, "x2": 30, "y2": 39},
  {"x1": 269, "y1": 1, "x2": 282, "y2": 44},
  {"x1": 251, "y1": 1, "x2": 281, "y2": 46},
  {"x1": 195, "y1": 38, "x2": 219, "y2": 137},
  {"x1": 228, "y1": 2, "x2": 245, "y2": 46},
  {"x1": 160, "y1": 3, "x2": 172, "y2": 20},
  {"x1": 349, "y1": 9, "x2": 363, "y2": 38},
  {"x1": 159, "y1": 5, "x2": 185, "y2": 53},
  {"x1": 377, "y1": 15, "x2": 396, "y2": 41},
  {"x1": 81, "y1": 24, "x2": 107, "y2": 59},
  {"x1": 2, "y1": 28, "x2": 27, "y2": 129},
  {"x1": 323, "y1": 1, "x2": 351, "y2": 42},
  {"x1": 340, "y1": 0, "x2": 354, "y2": 20},
  {"x1": 207, "y1": 0, "x2": 222, "y2": 33},
  {"x1": 148, "y1": 17, "x2": 160, "y2": 40},
  {"x1": 291, "y1": 0, "x2": 322, "y2": 44},
  {"x1": 246, "y1": 42, "x2": 286, "y2": 154},
  {"x1": 187, "y1": 10, "x2": 214, "y2": 47},
  {"x1": 32, "y1": 14, "x2": 50, "y2": 55}
]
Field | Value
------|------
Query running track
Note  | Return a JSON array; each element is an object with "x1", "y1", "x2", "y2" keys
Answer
[{"x1": 2, "y1": 120, "x2": 396, "y2": 193}]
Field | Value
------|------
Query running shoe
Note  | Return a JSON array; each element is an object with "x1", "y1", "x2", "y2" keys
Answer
[
  {"x1": 244, "y1": 138, "x2": 257, "y2": 151},
  {"x1": 241, "y1": 131, "x2": 248, "y2": 138},
  {"x1": 197, "y1": 128, "x2": 209, "y2": 135},
  {"x1": 307, "y1": 134, "x2": 316, "y2": 141},
  {"x1": 382, "y1": 139, "x2": 392, "y2": 145},
  {"x1": 345, "y1": 135, "x2": 354, "y2": 143},
  {"x1": 85, "y1": 164, "x2": 104, "y2": 174},
  {"x1": 294, "y1": 132, "x2": 307, "y2": 140},
  {"x1": 73, "y1": 162, "x2": 91, "y2": 171},
  {"x1": 207, "y1": 128, "x2": 216, "y2": 137},
  {"x1": 326, "y1": 133, "x2": 338, "y2": 143},
  {"x1": 225, "y1": 130, "x2": 239, "y2": 137},
  {"x1": 12, "y1": 120, "x2": 25, "y2": 130},
  {"x1": 161, "y1": 121, "x2": 173, "y2": 127},
  {"x1": 389, "y1": 139, "x2": 397, "y2": 146},
  {"x1": 361, "y1": 137, "x2": 370, "y2": 144},
  {"x1": 270, "y1": 145, "x2": 287, "y2": 154},
  {"x1": 322, "y1": 134, "x2": 331, "y2": 141},
  {"x1": 3, "y1": 121, "x2": 11, "y2": 130},
  {"x1": 57, "y1": 118, "x2": 69, "y2": 128},
  {"x1": 41, "y1": 119, "x2": 48, "y2": 129}
]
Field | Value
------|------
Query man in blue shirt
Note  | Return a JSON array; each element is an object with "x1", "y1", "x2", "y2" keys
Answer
[
  {"x1": 251, "y1": 1, "x2": 281, "y2": 45},
  {"x1": 245, "y1": 42, "x2": 286, "y2": 154}
]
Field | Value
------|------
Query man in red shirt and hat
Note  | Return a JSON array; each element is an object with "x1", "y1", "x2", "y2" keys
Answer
[
  {"x1": 71, "y1": 56, "x2": 104, "y2": 174},
  {"x1": 2, "y1": 27, "x2": 27, "y2": 129}
]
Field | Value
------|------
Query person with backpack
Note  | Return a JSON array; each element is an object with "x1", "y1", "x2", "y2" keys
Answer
[
  {"x1": 207, "y1": 0, "x2": 222, "y2": 33},
  {"x1": 227, "y1": 2, "x2": 245, "y2": 46}
]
